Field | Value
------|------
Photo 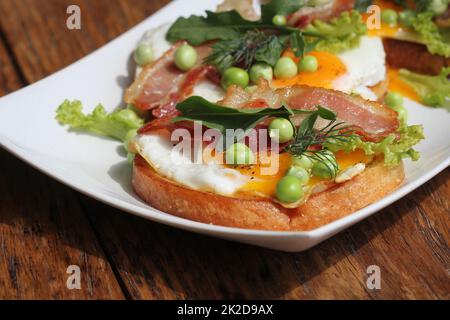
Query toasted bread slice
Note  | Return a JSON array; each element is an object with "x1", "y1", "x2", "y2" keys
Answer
[
  {"x1": 383, "y1": 38, "x2": 450, "y2": 75},
  {"x1": 132, "y1": 155, "x2": 404, "y2": 231}
]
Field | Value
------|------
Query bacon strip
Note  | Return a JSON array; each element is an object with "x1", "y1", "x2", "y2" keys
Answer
[
  {"x1": 125, "y1": 43, "x2": 213, "y2": 111},
  {"x1": 288, "y1": 0, "x2": 355, "y2": 28},
  {"x1": 151, "y1": 64, "x2": 217, "y2": 118},
  {"x1": 219, "y1": 80, "x2": 399, "y2": 142}
]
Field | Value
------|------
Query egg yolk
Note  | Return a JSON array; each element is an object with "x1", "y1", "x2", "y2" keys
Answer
[
  {"x1": 235, "y1": 152, "x2": 292, "y2": 198},
  {"x1": 234, "y1": 149, "x2": 373, "y2": 199},
  {"x1": 387, "y1": 69, "x2": 421, "y2": 102},
  {"x1": 272, "y1": 51, "x2": 347, "y2": 89}
]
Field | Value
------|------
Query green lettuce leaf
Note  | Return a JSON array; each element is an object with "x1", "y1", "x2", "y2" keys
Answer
[
  {"x1": 56, "y1": 100, "x2": 144, "y2": 142},
  {"x1": 412, "y1": 12, "x2": 450, "y2": 58},
  {"x1": 324, "y1": 125, "x2": 425, "y2": 167},
  {"x1": 302, "y1": 10, "x2": 367, "y2": 53},
  {"x1": 399, "y1": 67, "x2": 450, "y2": 109}
]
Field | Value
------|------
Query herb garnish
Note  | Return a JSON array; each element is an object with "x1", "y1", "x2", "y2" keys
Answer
[
  {"x1": 285, "y1": 107, "x2": 357, "y2": 176},
  {"x1": 173, "y1": 96, "x2": 357, "y2": 175},
  {"x1": 172, "y1": 96, "x2": 309, "y2": 134},
  {"x1": 167, "y1": 0, "x2": 321, "y2": 72},
  {"x1": 204, "y1": 30, "x2": 288, "y2": 72}
]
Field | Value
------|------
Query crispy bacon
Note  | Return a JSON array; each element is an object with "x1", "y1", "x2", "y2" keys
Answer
[
  {"x1": 219, "y1": 80, "x2": 399, "y2": 142},
  {"x1": 125, "y1": 43, "x2": 213, "y2": 111},
  {"x1": 152, "y1": 64, "x2": 217, "y2": 118},
  {"x1": 288, "y1": 0, "x2": 355, "y2": 28}
]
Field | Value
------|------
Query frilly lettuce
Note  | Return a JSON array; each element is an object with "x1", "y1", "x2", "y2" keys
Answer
[
  {"x1": 412, "y1": 12, "x2": 450, "y2": 58},
  {"x1": 399, "y1": 67, "x2": 450, "y2": 109},
  {"x1": 324, "y1": 125, "x2": 424, "y2": 167},
  {"x1": 56, "y1": 100, "x2": 144, "y2": 142},
  {"x1": 303, "y1": 10, "x2": 367, "y2": 53}
]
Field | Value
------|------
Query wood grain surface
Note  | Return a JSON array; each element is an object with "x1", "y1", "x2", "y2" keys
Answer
[{"x1": 0, "y1": 0, "x2": 449, "y2": 300}]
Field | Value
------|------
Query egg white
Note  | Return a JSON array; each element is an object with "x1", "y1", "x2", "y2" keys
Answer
[
  {"x1": 134, "y1": 134, "x2": 249, "y2": 196},
  {"x1": 333, "y1": 36, "x2": 386, "y2": 101}
]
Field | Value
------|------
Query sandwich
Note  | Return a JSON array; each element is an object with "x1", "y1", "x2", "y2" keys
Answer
[{"x1": 56, "y1": 0, "x2": 425, "y2": 231}]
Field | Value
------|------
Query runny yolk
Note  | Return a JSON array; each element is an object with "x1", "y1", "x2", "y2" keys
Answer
[
  {"x1": 235, "y1": 152, "x2": 292, "y2": 198},
  {"x1": 387, "y1": 69, "x2": 421, "y2": 102},
  {"x1": 234, "y1": 150, "x2": 373, "y2": 199},
  {"x1": 272, "y1": 51, "x2": 347, "y2": 89}
]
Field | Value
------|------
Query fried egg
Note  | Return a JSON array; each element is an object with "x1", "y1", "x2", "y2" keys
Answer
[
  {"x1": 134, "y1": 133, "x2": 249, "y2": 196},
  {"x1": 273, "y1": 36, "x2": 387, "y2": 101},
  {"x1": 134, "y1": 132, "x2": 372, "y2": 199}
]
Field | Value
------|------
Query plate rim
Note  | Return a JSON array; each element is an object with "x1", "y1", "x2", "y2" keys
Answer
[{"x1": 0, "y1": 0, "x2": 449, "y2": 241}]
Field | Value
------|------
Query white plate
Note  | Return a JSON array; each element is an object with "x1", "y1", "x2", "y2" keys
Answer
[{"x1": 0, "y1": 0, "x2": 449, "y2": 252}]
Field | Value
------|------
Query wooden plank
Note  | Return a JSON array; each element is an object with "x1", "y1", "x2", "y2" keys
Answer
[
  {"x1": 0, "y1": 24, "x2": 124, "y2": 300},
  {"x1": 0, "y1": 0, "x2": 170, "y2": 83},
  {"x1": 81, "y1": 171, "x2": 449, "y2": 300},
  {"x1": 0, "y1": 0, "x2": 448, "y2": 299}
]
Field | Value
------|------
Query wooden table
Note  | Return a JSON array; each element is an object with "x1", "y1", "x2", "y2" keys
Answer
[{"x1": 0, "y1": 0, "x2": 448, "y2": 300}]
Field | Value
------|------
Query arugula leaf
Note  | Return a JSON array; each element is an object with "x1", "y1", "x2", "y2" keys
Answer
[
  {"x1": 166, "y1": 10, "x2": 259, "y2": 45},
  {"x1": 172, "y1": 96, "x2": 307, "y2": 134},
  {"x1": 56, "y1": 100, "x2": 143, "y2": 142},
  {"x1": 399, "y1": 67, "x2": 450, "y2": 109},
  {"x1": 260, "y1": 0, "x2": 306, "y2": 24},
  {"x1": 167, "y1": 0, "x2": 307, "y2": 46},
  {"x1": 354, "y1": 0, "x2": 373, "y2": 12}
]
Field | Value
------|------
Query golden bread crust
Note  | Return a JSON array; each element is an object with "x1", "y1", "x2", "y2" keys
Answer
[{"x1": 132, "y1": 155, "x2": 405, "y2": 231}]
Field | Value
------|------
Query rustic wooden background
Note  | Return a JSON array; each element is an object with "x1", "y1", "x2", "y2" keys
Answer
[{"x1": 0, "y1": 0, "x2": 449, "y2": 299}]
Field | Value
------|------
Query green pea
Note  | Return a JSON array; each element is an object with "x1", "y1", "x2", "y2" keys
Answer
[
  {"x1": 274, "y1": 57, "x2": 298, "y2": 79},
  {"x1": 225, "y1": 143, "x2": 255, "y2": 165},
  {"x1": 298, "y1": 55, "x2": 319, "y2": 73},
  {"x1": 268, "y1": 118, "x2": 294, "y2": 143},
  {"x1": 292, "y1": 155, "x2": 314, "y2": 170},
  {"x1": 381, "y1": 9, "x2": 398, "y2": 26},
  {"x1": 286, "y1": 166, "x2": 310, "y2": 185},
  {"x1": 124, "y1": 129, "x2": 138, "y2": 152},
  {"x1": 385, "y1": 92, "x2": 404, "y2": 108},
  {"x1": 429, "y1": 0, "x2": 447, "y2": 15},
  {"x1": 276, "y1": 176, "x2": 304, "y2": 203},
  {"x1": 249, "y1": 63, "x2": 273, "y2": 84},
  {"x1": 272, "y1": 14, "x2": 287, "y2": 26},
  {"x1": 134, "y1": 44, "x2": 154, "y2": 66},
  {"x1": 222, "y1": 67, "x2": 250, "y2": 89},
  {"x1": 174, "y1": 44, "x2": 198, "y2": 71},
  {"x1": 311, "y1": 152, "x2": 339, "y2": 180},
  {"x1": 399, "y1": 10, "x2": 415, "y2": 27}
]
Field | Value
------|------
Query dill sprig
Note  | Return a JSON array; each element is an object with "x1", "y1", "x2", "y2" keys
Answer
[
  {"x1": 204, "y1": 30, "x2": 288, "y2": 73},
  {"x1": 285, "y1": 106, "x2": 358, "y2": 177}
]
